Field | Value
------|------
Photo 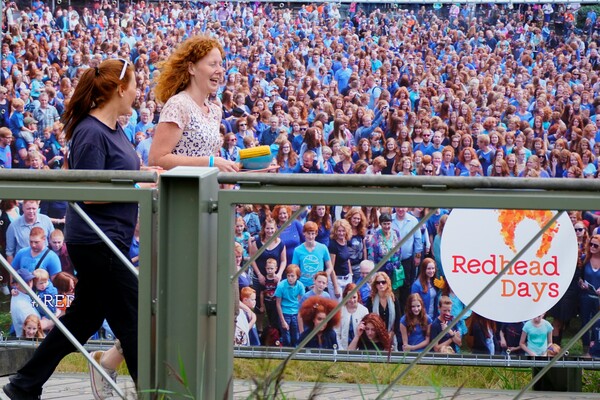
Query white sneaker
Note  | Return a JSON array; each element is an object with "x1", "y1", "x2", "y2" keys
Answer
[{"x1": 89, "y1": 351, "x2": 118, "y2": 400}]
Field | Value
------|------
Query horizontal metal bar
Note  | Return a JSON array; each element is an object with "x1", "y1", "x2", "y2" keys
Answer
[
  {"x1": 0, "y1": 339, "x2": 115, "y2": 352},
  {"x1": 0, "y1": 183, "x2": 154, "y2": 203},
  {"x1": 233, "y1": 348, "x2": 600, "y2": 369},
  {"x1": 219, "y1": 186, "x2": 600, "y2": 212},
  {"x1": 0, "y1": 169, "x2": 157, "y2": 183},
  {"x1": 219, "y1": 174, "x2": 600, "y2": 192}
]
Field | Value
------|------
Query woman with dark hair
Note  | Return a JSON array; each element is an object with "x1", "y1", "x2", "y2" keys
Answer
[
  {"x1": 467, "y1": 313, "x2": 498, "y2": 354},
  {"x1": 578, "y1": 235, "x2": 600, "y2": 355},
  {"x1": 347, "y1": 313, "x2": 392, "y2": 351},
  {"x1": 307, "y1": 205, "x2": 332, "y2": 246},
  {"x1": 5, "y1": 58, "x2": 140, "y2": 399},
  {"x1": 298, "y1": 296, "x2": 341, "y2": 349}
]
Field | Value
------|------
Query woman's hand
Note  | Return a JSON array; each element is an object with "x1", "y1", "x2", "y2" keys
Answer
[
  {"x1": 258, "y1": 274, "x2": 266, "y2": 286},
  {"x1": 281, "y1": 320, "x2": 289, "y2": 331},
  {"x1": 214, "y1": 157, "x2": 239, "y2": 172},
  {"x1": 357, "y1": 321, "x2": 365, "y2": 335}
]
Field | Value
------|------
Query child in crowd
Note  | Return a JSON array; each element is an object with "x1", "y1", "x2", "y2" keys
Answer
[
  {"x1": 298, "y1": 271, "x2": 330, "y2": 331},
  {"x1": 240, "y1": 287, "x2": 260, "y2": 346},
  {"x1": 400, "y1": 293, "x2": 431, "y2": 352},
  {"x1": 238, "y1": 204, "x2": 261, "y2": 236},
  {"x1": 259, "y1": 258, "x2": 280, "y2": 331},
  {"x1": 49, "y1": 229, "x2": 74, "y2": 276},
  {"x1": 499, "y1": 321, "x2": 524, "y2": 355},
  {"x1": 430, "y1": 296, "x2": 462, "y2": 353},
  {"x1": 298, "y1": 296, "x2": 340, "y2": 349},
  {"x1": 520, "y1": 313, "x2": 553, "y2": 356},
  {"x1": 234, "y1": 216, "x2": 251, "y2": 259},
  {"x1": 235, "y1": 242, "x2": 250, "y2": 291},
  {"x1": 275, "y1": 264, "x2": 305, "y2": 347},
  {"x1": 22, "y1": 314, "x2": 44, "y2": 339},
  {"x1": 32, "y1": 269, "x2": 58, "y2": 316}
]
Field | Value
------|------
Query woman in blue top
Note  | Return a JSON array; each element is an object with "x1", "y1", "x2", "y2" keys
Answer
[
  {"x1": 579, "y1": 234, "x2": 600, "y2": 352},
  {"x1": 411, "y1": 258, "x2": 438, "y2": 320},
  {"x1": 400, "y1": 293, "x2": 431, "y2": 352},
  {"x1": 5, "y1": 58, "x2": 140, "y2": 399},
  {"x1": 272, "y1": 205, "x2": 304, "y2": 264}
]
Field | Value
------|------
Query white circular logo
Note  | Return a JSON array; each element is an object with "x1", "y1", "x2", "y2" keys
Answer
[{"x1": 441, "y1": 209, "x2": 578, "y2": 322}]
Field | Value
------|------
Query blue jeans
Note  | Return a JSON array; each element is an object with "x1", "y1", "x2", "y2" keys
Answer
[
  {"x1": 580, "y1": 294, "x2": 600, "y2": 347},
  {"x1": 280, "y1": 313, "x2": 299, "y2": 347}
]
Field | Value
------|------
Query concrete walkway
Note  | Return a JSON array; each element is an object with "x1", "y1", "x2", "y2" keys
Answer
[{"x1": 0, "y1": 374, "x2": 599, "y2": 399}]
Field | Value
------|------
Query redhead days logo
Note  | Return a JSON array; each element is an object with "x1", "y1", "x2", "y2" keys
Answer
[{"x1": 440, "y1": 209, "x2": 577, "y2": 322}]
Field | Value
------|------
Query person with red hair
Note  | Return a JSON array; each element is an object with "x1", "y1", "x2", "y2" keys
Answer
[
  {"x1": 298, "y1": 296, "x2": 340, "y2": 349},
  {"x1": 347, "y1": 313, "x2": 392, "y2": 351}
]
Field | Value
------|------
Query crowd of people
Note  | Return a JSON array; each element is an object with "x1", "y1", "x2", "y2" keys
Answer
[
  {"x1": 233, "y1": 205, "x2": 600, "y2": 359},
  {"x1": 1, "y1": 1, "x2": 600, "y2": 396}
]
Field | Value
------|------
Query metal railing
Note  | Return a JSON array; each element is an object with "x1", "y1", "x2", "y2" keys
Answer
[
  {"x1": 0, "y1": 169, "x2": 158, "y2": 399},
  {"x1": 209, "y1": 172, "x2": 600, "y2": 399}
]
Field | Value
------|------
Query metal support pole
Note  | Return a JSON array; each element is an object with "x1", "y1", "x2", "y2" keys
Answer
[{"x1": 155, "y1": 167, "x2": 220, "y2": 399}]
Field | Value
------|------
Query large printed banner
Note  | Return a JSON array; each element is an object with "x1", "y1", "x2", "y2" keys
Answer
[{"x1": 441, "y1": 209, "x2": 578, "y2": 322}]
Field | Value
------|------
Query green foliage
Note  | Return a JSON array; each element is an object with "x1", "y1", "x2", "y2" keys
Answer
[{"x1": 577, "y1": 6, "x2": 600, "y2": 28}]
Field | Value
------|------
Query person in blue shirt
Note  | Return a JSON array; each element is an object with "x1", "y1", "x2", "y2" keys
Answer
[
  {"x1": 275, "y1": 264, "x2": 305, "y2": 347},
  {"x1": 11, "y1": 227, "x2": 62, "y2": 281}
]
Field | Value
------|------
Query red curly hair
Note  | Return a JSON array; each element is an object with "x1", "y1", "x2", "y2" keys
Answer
[
  {"x1": 154, "y1": 36, "x2": 225, "y2": 104},
  {"x1": 299, "y1": 296, "x2": 341, "y2": 331},
  {"x1": 360, "y1": 314, "x2": 391, "y2": 351}
]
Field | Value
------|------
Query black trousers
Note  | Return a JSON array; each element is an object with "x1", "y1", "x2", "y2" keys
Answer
[
  {"x1": 398, "y1": 257, "x2": 416, "y2": 312},
  {"x1": 11, "y1": 242, "x2": 138, "y2": 394}
]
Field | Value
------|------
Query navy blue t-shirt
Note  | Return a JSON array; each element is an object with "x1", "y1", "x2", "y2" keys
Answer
[{"x1": 65, "y1": 115, "x2": 140, "y2": 247}]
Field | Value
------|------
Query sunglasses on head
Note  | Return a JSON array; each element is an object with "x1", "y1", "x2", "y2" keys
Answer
[{"x1": 117, "y1": 58, "x2": 130, "y2": 80}]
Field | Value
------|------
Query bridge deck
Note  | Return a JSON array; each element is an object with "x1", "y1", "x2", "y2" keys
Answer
[{"x1": 0, "y1": 374, "x2": 599, "y2": 399}]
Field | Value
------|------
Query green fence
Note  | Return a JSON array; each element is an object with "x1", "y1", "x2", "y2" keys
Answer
[{"x1": 155, "y1": 168, "x2": 600, "y2": 399}]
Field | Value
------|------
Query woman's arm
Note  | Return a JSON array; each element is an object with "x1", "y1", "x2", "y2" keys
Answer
[
  {"x1": 325, "y1": 259, "x2": 340, "y2": 297},
  {"x1": 520, "y1": 330, "x2": 535, "y2": 356},
  {"x1": 277, "y1": 245, "x2": 287, "y2": 282},
  {"x1": 412, "y1": 325, "x2": 431, "y2": 352},
  {"x1": 276, "y1": 297, "x2": 288, "y2": 331},
  {"x1": 400, "y1": 322, "x2": 410, "y2": 351}
]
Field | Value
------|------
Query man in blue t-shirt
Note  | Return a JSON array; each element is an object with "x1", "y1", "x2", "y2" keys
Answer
[{"x1": 11, "y1": 227, "x2": 62, "y2": 281}]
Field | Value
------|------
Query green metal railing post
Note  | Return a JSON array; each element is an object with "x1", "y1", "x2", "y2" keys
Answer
[{"x1": 155, "y1": 167, "x2": 220, "y2": 399}]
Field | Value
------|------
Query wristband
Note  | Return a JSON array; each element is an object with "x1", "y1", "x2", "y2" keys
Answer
[{"x1": 209, "y1": 155, "x2": 214, "y2": 167}]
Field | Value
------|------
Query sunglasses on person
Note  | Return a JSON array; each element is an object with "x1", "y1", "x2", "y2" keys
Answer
[
  {"x1": 376, "y1": 280, "x2": 387, "y2": 285},
  {"x1": 575, "y1": 228, "x2": 585, "y2": 232},
  {"x1": 118, "y1": 58, "x2": 130, "y2": 80},
  {"x1": 590, "y1": 243, "x2": 600, "y2": 249},
  {"x1": 424, "y1": 169, "x2": 434, "y2": 174}
]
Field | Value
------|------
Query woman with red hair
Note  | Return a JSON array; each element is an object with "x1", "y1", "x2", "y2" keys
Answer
[
  {"x1": 298, "y1": 296, "x2": 340, "y2": 349},
  {"x1": 347, "y1": 313, "x2": 391, "y2": 351}
]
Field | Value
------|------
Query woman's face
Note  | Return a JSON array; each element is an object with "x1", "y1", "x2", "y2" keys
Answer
[
  {"x1": 364, "y1": 322, "x2": 377, "y2": 341},
  {"x1": 464, "y1": 151, "x2": 472, "y2": 161},
  {"x1": 361, "y1": 141, "x2": 370, "y2": 151},
  {"x1": 347, "y1": 292, "x2": 359, "y2": 308},
  {"x1": 316, "y1": 206, "x2": 326, "y2": 218},
  {"x1": 24, "y1": 321, "x2": 38, "y2": 338},
  {"x1": 264, "y1": 221, "x2": 276, "y2": 238},
  {"x1": 277, "y1": 209, "x2": 289, "y2": 223},
  {"x1": 590, "y1": 237, "x2": 600, "y2": 255},
  {"x1": 574, "y1": 223, "x2": 586, "y2": 238},
  {"x1": 350, "y1": 213, "x2": 361, "y2": 227},
  {"x1": 507, "y1": 156, "x2": 516, "y2": 167},
  {"x1": 381, "y1": 221, "x2": 391, "y2": 234},
  {"x1": 410, "y1": 299, "x2": 422, "y2": 316},
  {"x1": 335, "y1": 225, "x2": 347, "y2": 241},
  {"x1": 188, "y1": 47, "x2": 224, "y2": 94},
  {"x1": 313, "y1": 312, "x2": 327, "y2": 332},
  {"x1": 426, "y1": 262, "x2": 436, "y2": 278}
]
